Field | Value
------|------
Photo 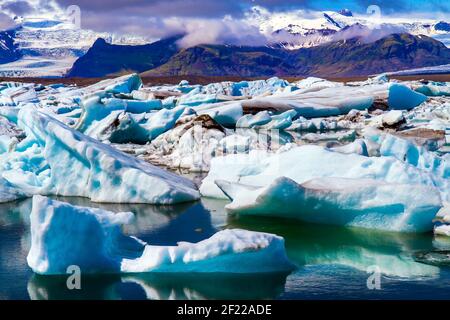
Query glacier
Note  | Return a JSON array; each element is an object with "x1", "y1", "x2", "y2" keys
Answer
[{"x1": 27, "y1": 196, "x2": 294, "y2": 275}]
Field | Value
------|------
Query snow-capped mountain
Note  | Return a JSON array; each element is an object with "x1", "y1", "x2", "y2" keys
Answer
[
  {"x1": 247, "y1": 6, "x2": 450, "y2": 49},
  {"x1": 0, "y1": 16, "x2": 149, "y2": 77}
]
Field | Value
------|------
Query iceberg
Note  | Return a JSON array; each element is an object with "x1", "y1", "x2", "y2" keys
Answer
[
  {"x1": 236, "y1": 110, "x2": 297, "y2": 130},
  {"x1": 2, "y1": 106, "x2": 199, "y2": 204},
  {"x1": 141, "y1": 106, "x2": 186, "y2": 141},
  {"x1": 236, "y1": 111, "x2": 272, "y2": 128},
  {"x1": 27, "y1": 196, "x2": 294, "y2": 275},
  {"x1": 0, "y1": 177, "x2": 27, "y2": 203},
  {"x1": 388, "y1": 83, "x2": 427, "y2": 110},
  {"x1": 435, "y1": 225, "x2": 450, "y2": 236},
  {"x1": 415, "y1": 82, "x2": 450, "y2": 97},
  {"x1": 217, "y1": 177, "x2": 441, "y2": 232},
  {"x1": 194, "y1": 102, "x2": 243, "y2": 127},
  {"x1": 365, "y1": 132, "x2": 449, "y2": 181},
  {"x1": 201, "y1": 144, "x2": 447, "y2": 201}
]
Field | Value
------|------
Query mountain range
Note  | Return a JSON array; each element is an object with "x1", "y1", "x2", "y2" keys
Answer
[
  {"x1": 1, "y1": 9, "x2": 450, "y2": 78},
  {"x1": 69, "y1": 33, "x2": 450, "y2": 78}
]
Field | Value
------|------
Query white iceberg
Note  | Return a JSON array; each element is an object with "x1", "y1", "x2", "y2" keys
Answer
[
  {"x1": 201, "y1": 144, "x2": 447, "y2": 201},
  {"x1": 217, "y1": 177, "x2": 442, "y2": 232},
  {"x1": 415, "y1": 82, "x2": 450, "y2": 97},
  {"x1": 2, "y1": 106, "x2": 200, "y2": 204},
  {"x1": 236, "y1": 111, "x2": 272, "y2": 128},
  {"x1": 27, "y1": 196, "x2": 294, "y2": 275},
  {"x1": 434, "y1": 225, "x2": 450, "y2": 237}
]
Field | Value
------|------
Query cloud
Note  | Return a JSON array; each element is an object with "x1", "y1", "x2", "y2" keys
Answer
[
  {"x1": 0, "y1": 0, "x2": 63, "y2": 17},
  {"x1": 332, "y1": 23, "x2": 407, "y2": 43},
  {"x1": 1, "y1": 1, "x2": 33, "y2": 16},
  {"x1": 0, "y1": 12, "x2": 17, "y2": 30},
  {"x1": 0, "y1": 0, "x2": 448, "y2": 47},
  {"x1": 165, "y1": 17, "x2": 268, "y2": 47}
]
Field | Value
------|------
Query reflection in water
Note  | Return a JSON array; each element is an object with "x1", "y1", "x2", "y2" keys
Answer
[
  {"x1": 228, "y1": 215, "x2": 440, "y2": 279},
  {"x1": 28, "y1": 272, "x2": 289, "y2": 300},
  {"x1": 28, "y1": 274, "x2": 122, "y2": 300},
  {"x1": 2, "y1": 196, "x2": 450, "y2": 299}
]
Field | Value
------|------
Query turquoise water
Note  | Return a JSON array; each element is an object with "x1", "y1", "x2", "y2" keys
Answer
[{"x1": 1, "y1": 196, "x2": 450, "y2": 300}]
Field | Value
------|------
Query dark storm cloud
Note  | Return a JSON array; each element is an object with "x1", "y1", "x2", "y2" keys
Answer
[
  {"x1": 1, "y1": 1, "x2": 33, "y2": 16},
  {"x1": 55, "y1": 0, "x2": 450, "y2": 17},
  {"x1": 56, "y1": 0, "x2": 245, "y2": 18}
]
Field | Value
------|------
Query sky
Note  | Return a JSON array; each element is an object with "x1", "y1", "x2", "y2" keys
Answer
[{"x1": 0, "y1": 0, "x2": 449, "y2": 46}]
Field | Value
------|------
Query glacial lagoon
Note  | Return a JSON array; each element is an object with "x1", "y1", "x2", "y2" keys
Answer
[{"x1": 2, "y1": 196, "x2": 450, "y2": 300}]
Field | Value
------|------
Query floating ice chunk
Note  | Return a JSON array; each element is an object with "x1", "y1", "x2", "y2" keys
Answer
[
  {"x1": 217, "y1": 177, "x2": 442, "y2": 232},
  {"x1": 382, "y1": 110, "x2": 405, "y2": 127},
  {"x1": 331, "y1": 139, "x2": 369, "y2": 156},
  {"x1": 100, "y1": 73, "x2": 142, "y2": 95},
  {"x1": 434, "y1": 225, "x2": 450, "y2": 237},
  {"x1": 201, "y1": 144, "x2": 447, "y2": 200},
  {"x1": 365, "y1": 132, "x2": 449, "y2": 180},
  {"x1": 219, "y1": 135, "x2": 251, "y2": 154},
  {"x1": 231, "y1": 78, "x2": 290, "y2": 97},
  {"x1": 0, "y1": 84, "x2": 38, "y2": 106},
  {"x1": 75, "y1": 95, "x2": 124, "y2": 133},
  {"x1": 101, "y1": 98, "x2": 163, "y2": 113},
  {"x1": 141, "y1": 106, "x2": 186, "y2": 140},
  {"x1": 302, "y1": 130, "x2": 356, "y2": 143},
  {"x1": 236, "y1": 111, "x2": 271, "y2": 128},
  {"x1": 371, "y1": 74, "x2": 389, "y2": 84},
  {"x1": 259, "y1": 110, "x2": 297, "y2": 130},
  {"x1": 294, "y1": 77, "x2": 343, "y2": 90},
  {"x1": 415, "y1": 82, "x2": 450, "y2": 97},
  {"x1": 178, "y1": 93, "x2": 230, "y2": 107},
  {"x1": 388, "y1": 83, "x2": 427, "y2": 110},
  {"x1": 84, "y1": 111, "x2": 150, "y2": 144},
  {"x1": 240, "y1": 86, "x2": 374, "y2": 118},
  {"x1": 434, "y1": 205, "x2": 450, "y2": 223},
  {"x1": 195, "y1": 102, "x2": 243, "y2": 127},
  {"x1": 0, "y1": 177, "x2": 27, "y2": 203},
  {"x1": 27, "y1": 196, "x2": 294, "y2": 275},
  {"x1": 13, "y1": 107, "x2": 199, "y2": 204}
]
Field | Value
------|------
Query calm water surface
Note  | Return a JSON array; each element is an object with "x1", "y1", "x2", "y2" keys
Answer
[{"x1": 1, "y1": 196, "x2": 450, "y2": 300}]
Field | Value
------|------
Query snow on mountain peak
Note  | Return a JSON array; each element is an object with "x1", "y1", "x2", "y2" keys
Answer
[
  {"x1": 247, "y1": 6, "x2": 450, "y2": 50},
  {"x1": 0, "y1": 15, "x2": 150, "y2": 77}
]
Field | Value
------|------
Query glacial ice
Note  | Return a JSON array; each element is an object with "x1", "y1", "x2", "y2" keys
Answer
[
  {"x1": 236, "y1": 111, "x2": 272, "y2": 128},
  {"x1": 200, "y1": 143, "x2": 448, "y2": 201},
  {"x1": 365, "y1": 131, "x2": 449, "y2": 181},
  {"x1": 388, "y1": 83, "x2": 428, "y2": 110},
  {"x1": 27, "y1": 196, "x2": 294, "y2": 275},
  {"x1": 236, "y1": 110, "x2": 297, "y2": 130},
  {"x1": 415, "y1": 82, "x2": 450, "y2": 97},
  {"x1": 434, "y1": 225, "x2": 450, "y2": 236},
  {"x1": 1, "y1": 106, "x2": 200, "y2": 204},
  {"x1": 194, "y1": 102, "x2": 243, "y2": 127},
  {"x1": 217, "y1": 177, "x2": 441, "y2": 232}
]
